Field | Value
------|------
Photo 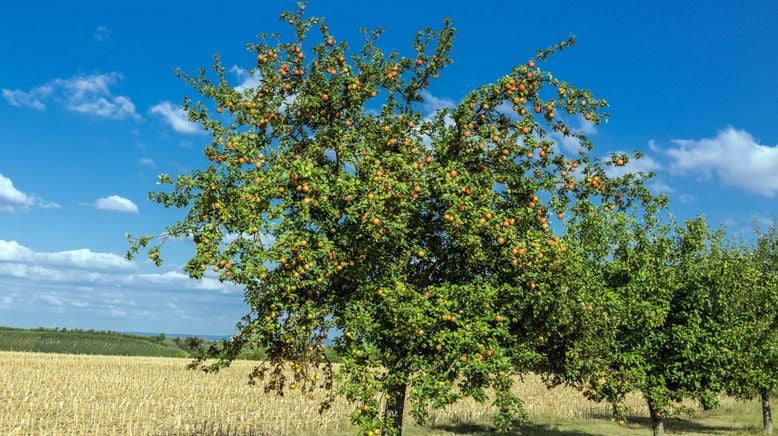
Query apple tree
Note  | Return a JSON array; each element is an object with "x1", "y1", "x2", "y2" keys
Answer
[
  {"x1": 128, "y1": 3, "x2": 651, "y2": 434},
  {"x1": 724, "y1": 223, "x2": 778, "y2": 434},
  {"x1": 572, "y1": 212, "x2": 760, "y2": 436}
]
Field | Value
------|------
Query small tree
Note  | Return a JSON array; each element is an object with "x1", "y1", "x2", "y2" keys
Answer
[
  {"x1": 128, "y1": 4, "x2": 649, "y2": 434},
  {"x1": 575, "y1": 212, "x2": 750, "y2": 436},
  {"x1": 725, "y1": 223, "x2": 778, "y2": 434},
  {"x1": 184, "y1": 336, "x2": 203, "y2": 352}
]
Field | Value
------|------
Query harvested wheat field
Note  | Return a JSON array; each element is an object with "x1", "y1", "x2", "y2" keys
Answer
[{"x1": 0, "y1": 351, "x2": 761, "y2": 435}]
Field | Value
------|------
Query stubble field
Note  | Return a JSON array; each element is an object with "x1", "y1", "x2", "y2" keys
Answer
[{"x1": 0, "y1": 351, "x2": 761, "y2": 435}]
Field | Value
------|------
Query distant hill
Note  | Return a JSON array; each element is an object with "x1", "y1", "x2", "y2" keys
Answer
[
  {"x1": 124, "y1": 331, "x2": 229, "y2": 341},
  {"x1": 0, "y1": 326, "x2": 188, "y2": 358},
  {"x1": 0, "y1": 326, "x2": 343, "y2": 362}
]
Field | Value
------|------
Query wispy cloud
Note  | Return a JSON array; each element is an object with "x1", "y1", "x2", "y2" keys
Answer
[
  {"x1": 603, "y1": 153, "x2": 661, "y2": 178},
  {"x1": 93, "y1": 26, "x2": 110, "y2": 42},
  {"x1": 93, "y1": 195, "x2": 139, "y2": 213},
  {"x1": 2, "y1": 73, "x2": 140, "y2": 120},
  {"x1": 149, "y1": 101, "x2": 202, "y2": 134},
  {"x1": 229, "y1": 65, "x2": 262, "y2": 93},
  {"x1": 0, "y1": 172, "x2": 59, "y2": 212},
  {"x1": 661, "y1": 127, "x2": 778, "y2": 197},
  {"x1": 138, "y1": 157, "x2": 155, "y2": 167},
  {"x1": 2, "y1": 87, "x2": 52, "y2": 110},
  {"x1": 718, "y1": 213, "x2": 775, "y2": 235},
  {"x1": 679, "y1": 193, "x2": 696, "y2": 204},
  {"x1": 648, "y1": 179, "x2": 673, "y2": 194},
  {"x1": 550, "y1": 114, "x2": 598, "y2": 154}
]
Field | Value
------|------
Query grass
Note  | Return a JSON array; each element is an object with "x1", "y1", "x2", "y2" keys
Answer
[
  {"x1": 0, "y1": 327, "x2": 188, "y2": 358},
  {"x1": 0, "y1": 351, "x2": 764, "y2": 435}
]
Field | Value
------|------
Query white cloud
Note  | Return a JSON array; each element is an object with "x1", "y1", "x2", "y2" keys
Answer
[
  {"x1": 2, "y1": 73, "x2": 140, "y2": 120},
  {"x1": 149, "y1": 101, "x2": 202, "y2": 134},
  {"x1": 0, "y1": 172, "x2": 59, "y2": 212},
  {"x1": 679, "y1": 194, "x2": 696, "y2": 204},
  {"x1": 604, "y1": 153, "x2": 661, "y2": 178},
  {"x1": 648, "y1": 179, "x2": 673, "y2": 194},
  {"x1": 68, "y1": 94, "x2": 137, "y2": 119},
  {"x1": 37, "y1": 200, "x2": 60, "y2": 209},
  {"x1": 663, "y1": 127, "x2": 778, "y2": 197},
  {"x1": 751, "y1": 213, "x2": 775, "y2": 228},
  {"x1": 420, "y1": 90, "x2": 455, "y2": 115},
  {"x1": 417, "y1": 91, "x2": 456, "y2": 149},
  {"x1": 575, "y1": 116, "x2": 598, "y2": 136},
  {"x1": 138, "y1": 157, "x2": 155, "y2": 166},
  {"x1": 135, "y1": 271, "x2": 229, "y2": 292},
  {"x1": 548, "y1": 114, "x2": 598, "y2": 154},
  {"x1": 0, "y1": 240, "x2": 133, "y2": 272},
  {"x1": 555, "y1": 134, "x2": 583, "y2": 154},
  {"x1": 230, "y1": 65, "x2": 262, "y2": 93},
  {"x1": 0, "y1": 240, "x2": 238, "y2": 294},
  {"x1": 93, "y1": 195, "x2": 139, "y2": 213},
  {"x1": 0, "y1": 173, "x2": 33, "y2": 209},
  {"x1": 1, "y1": 86, "x2": 52, "y2": 110},
  {"x1": 719, "y1": 213, "x2": 774, "y2": 236},
  {"x1": 228, "y1": 66, "x2": 296, "y2": 114},
  {"x1": 0, "y1": 241, "x2": 243, "y2": 334},
  {"x1": 0, "y1": 258, "x2": 235, "y2": 294}
]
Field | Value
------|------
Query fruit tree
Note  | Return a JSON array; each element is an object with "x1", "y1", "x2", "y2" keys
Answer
[
  {"x1": 574, "y1": 213, "x2": 758, "y2": 436},
  {"x1": 127, "y1": 3, "x2": 651, "y2": 434},
  {"x1": 724, "y1": 223, "x2": 778, "y2": 434}
]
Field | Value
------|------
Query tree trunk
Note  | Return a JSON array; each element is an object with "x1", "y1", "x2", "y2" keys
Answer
[
  {"x1": 647, "y1": 399, "x2": 665, "y2": 436},
  {"x1": 384, "y1": 382, "x2": 407, "y2": 436},
  {"x1": 762, "y1": 388, "x2": 773, "y2": 434}
]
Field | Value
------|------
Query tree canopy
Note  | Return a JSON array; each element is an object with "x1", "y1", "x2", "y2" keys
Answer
[{"x1": 125, "y1": 4, "x2": 688, "y2": 435}]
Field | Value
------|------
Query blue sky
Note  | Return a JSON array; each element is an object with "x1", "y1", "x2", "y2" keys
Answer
[{"x1": 1, "y1": 1, "x2": 776, "y2": 335}]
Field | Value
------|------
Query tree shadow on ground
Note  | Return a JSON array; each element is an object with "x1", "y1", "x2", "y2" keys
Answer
[
  {"x1": 430, "y1": 422, "x2": 594, "y2": 435},
  {"x1": 589, "y1": 412, "x2": 754, "y2": 434},
  {"x1": 630, "y1": 415, "x2": 751, "y2": 434}
]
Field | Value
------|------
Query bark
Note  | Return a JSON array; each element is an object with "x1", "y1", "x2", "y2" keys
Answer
[
  {"x1": 763, "y1": 388, "x2": 773, "y2": 435},
  {"x1": 384, "y1": 382, "x2": 407, "y2": 436},
  {"x1": 647, "y1": 399, "x2": 665, "y2": 436}
]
